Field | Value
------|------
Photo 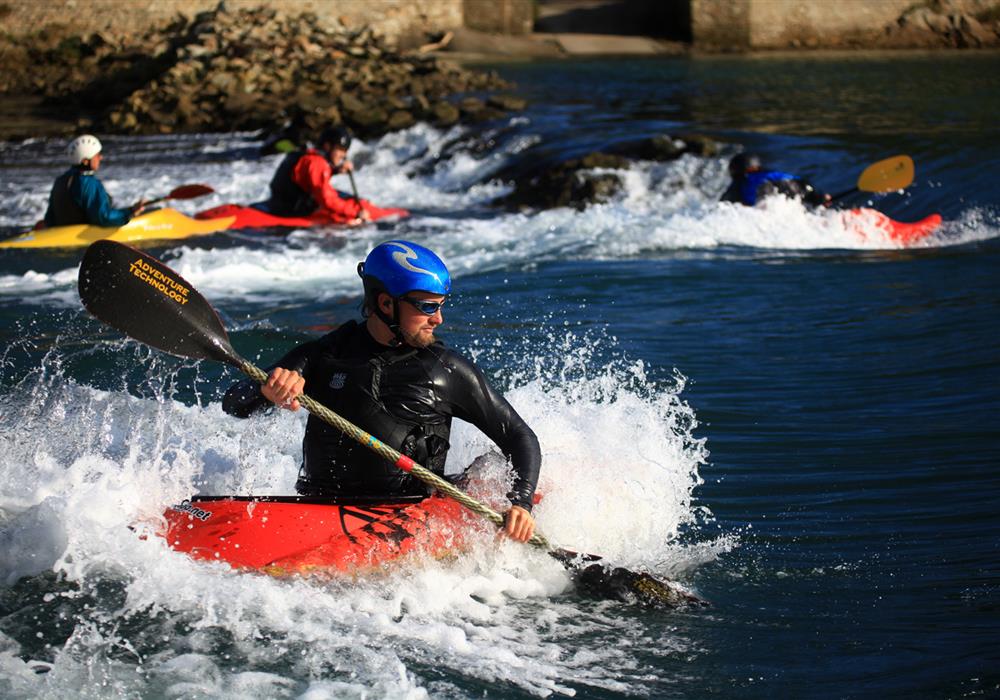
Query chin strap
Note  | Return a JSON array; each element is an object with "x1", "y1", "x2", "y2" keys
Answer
[
  {"x1": 359, "y1": 266, "x2": 408, "y2": 347},
  {"x1": 373, "y1": 297, "x2": 406, "y2": 347}
]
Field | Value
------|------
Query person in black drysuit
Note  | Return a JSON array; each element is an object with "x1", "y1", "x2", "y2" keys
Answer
[
  {"x1": 721, "y1": 153, "x2": 832, "y2": 208},
  {"x1": 222, "y1": 240, "x2": 541, "y2": 542}
]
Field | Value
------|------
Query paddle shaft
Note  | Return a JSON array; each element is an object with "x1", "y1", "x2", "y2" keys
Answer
[
  {"x1": 347, "y1": 170, "x2": 360, "y2": 202},
  {"x1": 238, "y1": 361, "x2": 551, "y2": 550},
  {"x1": 830, "y1": 186, "x2": 858, "y2": 202}
]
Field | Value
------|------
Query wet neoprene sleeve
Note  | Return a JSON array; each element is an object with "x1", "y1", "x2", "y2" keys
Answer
[{"x1": 221, "y1": 324, "x2": 541, "y2": 510}]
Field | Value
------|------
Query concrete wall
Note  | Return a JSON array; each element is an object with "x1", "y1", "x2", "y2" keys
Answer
[
  {"x1": 690, "y1": 0, "x2": 751, "y2": 51},
  {"x1": 464, "y1": 0, "x2": 534, "y2": 35},
  {"x1": 692, "y1": 0, "x2": 1000, "y2": 50},
  {"x1": 748, "y1": 0, "x2": 919, "y2": 48},
  {"x1": 0, "y1": 0, "x2": 464, "y2": 43},
  {"x1": 3, "y1": 0, "x2": 997, "y2": 49}
]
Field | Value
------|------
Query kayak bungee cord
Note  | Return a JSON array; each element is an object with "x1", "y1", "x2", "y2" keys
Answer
[{"x1": 237, "y1": 361, "x2": 551, "y2": 549}]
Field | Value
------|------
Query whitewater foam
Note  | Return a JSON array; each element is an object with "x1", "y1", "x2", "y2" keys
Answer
[
  {"x1": 3, "y1": 126, "x2": 996, "y2": 308},
  {"x1": 0, "y1": 326, "x2": 711, "y2": 697}
]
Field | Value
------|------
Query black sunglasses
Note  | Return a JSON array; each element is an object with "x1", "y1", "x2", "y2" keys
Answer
[{"x1": 400, "y1": 296, "x2": 447, "y2": 315}]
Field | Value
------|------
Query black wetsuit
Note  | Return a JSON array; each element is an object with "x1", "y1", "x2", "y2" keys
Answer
[{"x1": 222, "y1": 320, "x2": 541, "y2": 510}]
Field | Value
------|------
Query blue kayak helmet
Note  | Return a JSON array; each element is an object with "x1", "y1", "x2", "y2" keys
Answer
[
  {"x1": 359, "y1": 240, "x2": 451, "y2": 297},
  {"x1": 358, "y1": 240, "x2": 450, "y2": 343}
]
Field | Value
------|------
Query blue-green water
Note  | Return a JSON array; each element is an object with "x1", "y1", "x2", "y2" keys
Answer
[{"x1": 1, "y1": 52, "x2": 999, "y2": 697}]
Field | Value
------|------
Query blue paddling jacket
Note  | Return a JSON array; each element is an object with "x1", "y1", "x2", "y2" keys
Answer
[
  {"x1": 721, "y1": 170, "x2": 826, "y2": 207},
  {"x1": 43, "y1": 166, "x2": 133, "y2": 228}
]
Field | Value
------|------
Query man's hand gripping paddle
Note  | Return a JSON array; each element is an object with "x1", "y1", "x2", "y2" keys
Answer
[
  {"x1": 77, "y1": 241, "x2": 703, "y2": 608},
  {"x1": 831, "y1": 155, "x2": 915, "y2": 202}
]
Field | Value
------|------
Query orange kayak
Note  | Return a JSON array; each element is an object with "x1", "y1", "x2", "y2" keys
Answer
[
  {"x1": 845, "y1": 208, "x2": 942, "y2": 246},
  {"x1": 161, "y1": 494, "x2": 468, "y2": 575},
  {"x1": 195, "y1": 202, "x2": 409, "y2": 231}
]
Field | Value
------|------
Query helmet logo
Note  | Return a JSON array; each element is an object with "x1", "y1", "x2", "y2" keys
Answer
[{"x1": 389, "y1": 242, "x2": 439, "y2": 281}]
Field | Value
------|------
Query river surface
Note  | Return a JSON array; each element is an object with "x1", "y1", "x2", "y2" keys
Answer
[{"x1": 1, "y1": 52, "x2": 999, "y2": 698}]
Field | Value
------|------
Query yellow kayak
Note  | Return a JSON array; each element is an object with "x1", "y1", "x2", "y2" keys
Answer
[{"x1": 0, "y1": 209, "x2": 236, "y2": 249}]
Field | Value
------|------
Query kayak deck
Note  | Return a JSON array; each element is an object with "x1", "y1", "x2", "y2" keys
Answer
[
  {"x1": 0, "y1": 208, "x2": 235, "y2": 249},
  {"x1": 846, "y1": 208, "x2": 942, "y2": 246},
  {"x1": 161, "y1": 494, "x2": 468, "y2": 574},
  {"x1": 195, "y1": 202, "x2": 409, "y2": 231}
]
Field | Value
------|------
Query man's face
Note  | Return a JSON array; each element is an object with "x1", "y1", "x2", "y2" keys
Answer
[
  {"x1": 329, "y1": 145, "x2": 348, "y2": 166},
  {"x1": 381, "y1": 291, "x2": 445, "y2": 348},
  {"x1": 88, "y1": 153, "x2": 103, "y2": 170}
]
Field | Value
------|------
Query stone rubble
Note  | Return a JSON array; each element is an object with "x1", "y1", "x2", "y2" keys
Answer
[
  {"x1": 882, "y1": 1, "x2": 1000, "y2": 48},
  {"x1": 0, "y1": 4, "x2": 523, "y2": 138}
]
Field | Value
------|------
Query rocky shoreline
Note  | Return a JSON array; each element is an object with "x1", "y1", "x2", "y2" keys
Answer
[
  {"x1": 0, "y1": 4, "x2": 524, "y2": 142},
  {"x1": 1, "y1": 2, "x2": 997, "y2": 144}
]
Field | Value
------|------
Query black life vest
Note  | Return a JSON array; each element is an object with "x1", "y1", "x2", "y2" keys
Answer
[
  {"x1": 295, "y1": 322, "x2": 451, "y2": 497},
  {"x1": 44, "y1": 167, "x2": 89, "y2": 227},
  {"x1": 267, "y1": 150, "x2": 319, "y2": 217}
]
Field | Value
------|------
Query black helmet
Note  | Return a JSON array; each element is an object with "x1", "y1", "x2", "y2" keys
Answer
[
  {"x1": 729, "y1": 153, "x2": 762, "y2": 177},
  {"x1": 318, "y1": 125, "x2": 352, "y2": 150}
]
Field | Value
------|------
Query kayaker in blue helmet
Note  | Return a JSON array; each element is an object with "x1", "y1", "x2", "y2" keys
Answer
[
  {"x1": 222, "y1": 240, "x2": 541, "y2": 542},
  {"x1": 721, "y1": 153, "x2": 832, "y2": 208},
  {"x1": 43, "y1": 135, "x2": 147, "y2": 228},
  {"x1": 263, "y1": 125, "x2": 372, "y2": 226}
]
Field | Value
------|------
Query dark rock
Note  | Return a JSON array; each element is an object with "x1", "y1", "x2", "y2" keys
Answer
[
  {"x1": 386, "y1": 109, "x2": 415, "y2": 130},
  {"x1": 223, "y1": 91, "x2": 257, "y2": 116},
  {"x1": 431, "y1": 101, "x2": 460, "y2": 126},
  {"x1": 343, "y1": 101, "x2": 389, "y2": 133},
  {"x1": 493, "y1": 134, "x2": 721, "y2": 212},
  {"x1": 459, "y1": 96, "x2": 486, "y2": 115},
  {"x1": 487, "y1": 94, "x2": 527, "y2": 111},
  {"x1": 496, "y1": 152, "x2": 628, "y2": 211},
  {"x1": 680, "y1": 134, "x2": 721, "y2": 157},
  {"x1": 577, "y1": 153, "x2": 630, "y2": 169},
  {"x1": 611, "y1": 134, "x2": 721, "y2": 160}
]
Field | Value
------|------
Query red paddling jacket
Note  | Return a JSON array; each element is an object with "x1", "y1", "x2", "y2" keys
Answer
[{"x1": 266, "y1": 148, "x2": 363, "y2": 222}]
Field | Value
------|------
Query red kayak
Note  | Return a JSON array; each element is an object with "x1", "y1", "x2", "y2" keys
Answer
[
  {"x1": 161, "y1": 494, "x2": 468, "y2": 575},
  {"x1": 846, "y1": 208, "x2": 942, "y2": 246},
  {"x1": 195, "y1": 202, "x2": 409, "y2": 231}
]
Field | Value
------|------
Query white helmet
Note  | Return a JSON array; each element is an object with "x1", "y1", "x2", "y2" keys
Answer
[{"x1": 68, "y1": 135, "x2": 102, "y2": 164}]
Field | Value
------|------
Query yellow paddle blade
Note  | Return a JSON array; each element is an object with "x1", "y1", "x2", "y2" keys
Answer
[{"x1": 857, "y1": 155, "x2": 914, "y2": 193}]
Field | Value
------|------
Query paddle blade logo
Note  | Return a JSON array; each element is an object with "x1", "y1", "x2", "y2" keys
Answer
[{"x1": 129, "y1": 257, "x2": 191, "y2": 306}]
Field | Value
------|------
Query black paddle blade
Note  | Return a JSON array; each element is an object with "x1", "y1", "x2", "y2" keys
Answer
[
  {"x1": 551, "y1": 549, "x2": 706, "y2": 608},
  {"x1": 78, "y1": 240, "x2": 242, "y2": 367}
]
